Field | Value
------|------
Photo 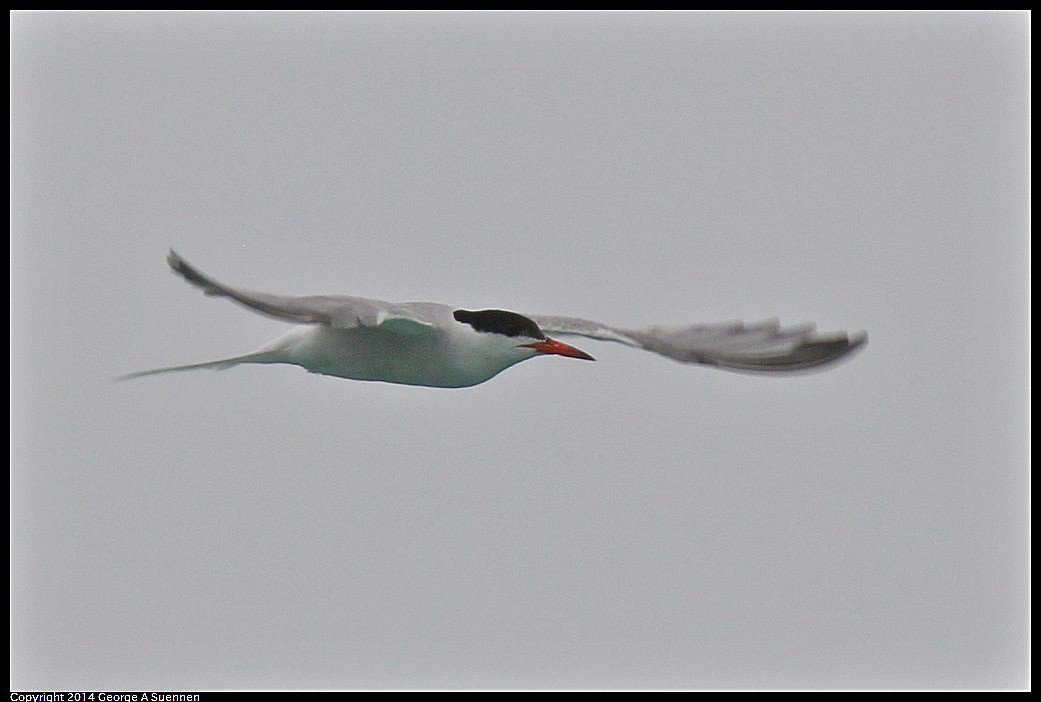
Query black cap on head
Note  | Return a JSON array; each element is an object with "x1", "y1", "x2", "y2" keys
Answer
[{"x1": 453, "y1": 309, "x2": 546, "y2": 340}]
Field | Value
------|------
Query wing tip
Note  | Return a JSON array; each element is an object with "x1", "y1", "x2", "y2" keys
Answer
[
  {"x1": 704, "y1": 328, "x2": 868, "y2": 375},
  {"x1": 165, "y1": 248, "x2": 223, "y2": 295},
  {"x1": 166, "y1": 248, "x2": 188, "y2": 275},
  {"x1": 166, "y1": 247, "x2": 188, "y2": 276},
  {"x1": 847, "y1": 329, "x2": 869, "y2": 353}
]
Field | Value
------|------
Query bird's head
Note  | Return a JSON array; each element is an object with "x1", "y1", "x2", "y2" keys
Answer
[{"x1": 452, "y1": 309, "x2": 595, "y2": 363}]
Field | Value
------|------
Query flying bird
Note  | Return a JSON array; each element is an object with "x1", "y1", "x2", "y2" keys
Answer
[{"x1": 119, "y1": 251, "x2": 867, "y2": 388}]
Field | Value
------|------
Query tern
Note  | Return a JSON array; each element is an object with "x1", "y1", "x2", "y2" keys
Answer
[{"x1": 119, "y1": 251, "x2": 867, "y2": 388}]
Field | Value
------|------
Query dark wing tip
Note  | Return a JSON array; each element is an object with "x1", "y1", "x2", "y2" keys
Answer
[
  {"x1": 166, "y1": 249, "x2": 223, "y2": 295},
  {"x1": 166, "y1": 248, "x2": 188, "y2": 276},
  {"x1": 167, "y1": 248, "x2": 193, "y2": 280},
  {"x1": 720, "y1": 329, "x2": 868, "y2": 374},
  {"x1": 799, "y1": 330, "x2": 868, "y2": 367}
]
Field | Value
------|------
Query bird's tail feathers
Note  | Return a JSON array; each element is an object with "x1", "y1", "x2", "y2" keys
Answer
[{"x1": 115, "y1": 350, "x2": 282, "y2": 382}]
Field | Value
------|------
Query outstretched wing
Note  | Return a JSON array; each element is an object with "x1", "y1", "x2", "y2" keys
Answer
[
  {"x1": 530, "y1": 314, "x2": 867, "y2": 373},
  {"x1": 166, "y1": 250, "x2": 436, "y2": 333}
]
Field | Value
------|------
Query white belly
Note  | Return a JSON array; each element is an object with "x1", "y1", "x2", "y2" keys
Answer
[{"x1": 282, "y1": 326, "x2": 519, "y2": 388}]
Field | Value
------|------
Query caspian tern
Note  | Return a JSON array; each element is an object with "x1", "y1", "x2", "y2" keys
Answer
[{"x1": 119, "y1": 250, "x2": 867, "y2": 388}]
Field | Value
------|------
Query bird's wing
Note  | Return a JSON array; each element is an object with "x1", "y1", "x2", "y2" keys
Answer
[
  {"x1": 530, "y1": 314, "x2": 867, "y2": 373},
  {"x1": 166, "y1": 250, "x2": 436, "y2": 333}
]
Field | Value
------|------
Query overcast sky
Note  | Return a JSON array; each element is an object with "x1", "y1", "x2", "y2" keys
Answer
[{"x1": 11, "y1": 11, "x2": 1029, "y2": 691}]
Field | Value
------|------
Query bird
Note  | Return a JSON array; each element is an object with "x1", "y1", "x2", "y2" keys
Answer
[{"x1": 119, "y1": 250, "x2": 867, "y2": 388}]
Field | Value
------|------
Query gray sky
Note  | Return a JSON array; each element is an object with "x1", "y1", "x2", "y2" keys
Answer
[{"x1": 10, "y1": 11, "x2": 1029, "y2": 690}]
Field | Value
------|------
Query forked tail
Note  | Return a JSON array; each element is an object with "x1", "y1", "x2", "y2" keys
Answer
[{"x1": 115, "y1": 351, "x2": 282, "y2": 382}]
